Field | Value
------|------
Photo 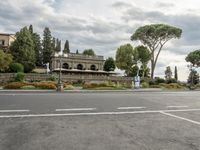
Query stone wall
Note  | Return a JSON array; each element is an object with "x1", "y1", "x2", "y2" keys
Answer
[{"x1": 0, "y1": 73, "x2": 133, "y2": 85}]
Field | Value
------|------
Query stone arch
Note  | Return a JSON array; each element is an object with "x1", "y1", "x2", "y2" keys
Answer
[
  {"x1": 77, "y1": 64, "x2": 83, "y2": 70},
  {"x1": 62, "y1": 63, "x2": 69, "y2": 69},
  {"x1": 90, "y1": 65, "x2": 96, "y2": 71}
]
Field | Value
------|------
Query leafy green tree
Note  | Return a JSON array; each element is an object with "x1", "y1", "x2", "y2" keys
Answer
[
  {"x1": 165, "y1": 66, "x2": 172, "y2": 80},
  {"x1": 42, "y1": 27, "x2": 53, "y2": 64},
  {"x1": 115, "y1": 44, "x2": 135, "y2": 76},
  {"x1": 131, "y1": 24, "x2": 182, "y2": 79},
  {"x1": 10, "y1": 26, "x2": 35, "y2": 72},
  {"x1": 63, "y1": 40, "x2": 70, "y2": 53},
  {"x1": 188, "y1": 69, "x2": 199, "y2": 85},
  {"x1": 185, "y1": 50, "x2": 200, "y2": 67},
  {"x1": 0, "y1": 50, "x2": 13, "y2": 72},
  {"x1": 103, "y1": 57, "x2": 116, "y2": 71},
  {"x1": 174, "y1": 66, "x2": 178, "y2": 81},
  {"x1": 83, "y1": 49, "x2": 95, "y2": 56},
  {"x1": 76, "y1": 49, "x2": 79, "y2": 54},
  {"x1": 135, "y1": 45, "x2": 151, "y2": 78}
]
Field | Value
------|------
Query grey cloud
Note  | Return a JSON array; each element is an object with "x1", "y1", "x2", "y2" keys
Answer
[
  {"x1": 111, "y1": 1, "x2": 132, "y2": 8},
  {"x1": 156, "y1": 2, "x2": 174, "y2": 8}
]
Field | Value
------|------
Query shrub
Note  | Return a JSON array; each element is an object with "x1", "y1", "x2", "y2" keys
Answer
[
  {"x1": 141, "y1": 82, "x2": 149, "y2": 88},
  {"x1": 9, "y1": 63, "x2": 24, "y2": 73},
  {"x1": 15, "y1": 72, "x2": 25, "y2": 82},
  {"x1": 4, "y1": 82, "x2": 27, "y2": 89},
  {"x1": 166, "y1": 78, "x2": 177, "y2": 84},
  {"x1": 149, "y1": 80, "x2": 157, "y2": 85},
  {"x1": 21, "y1": 85, "x2": 36, "y2": 89},
  {"x1": 64, "y1": 85, "x2": 74, "y2": 90},
  {"x1": 155, "y1": 77, "x2": 165, "y2": 84},
  {"x1": 48, "y1": 75, "x2": 58, "y2": 81},
  {"x1": 149, "y1": 85, "x2": 161, "y2": 88},
  {"x1": 31, "y1": 82, "x2": 56, "y2": 89}
]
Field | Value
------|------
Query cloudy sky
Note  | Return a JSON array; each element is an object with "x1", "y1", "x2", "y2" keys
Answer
[{"x1": 1, "y1": 0, "x2": 200, "y2": 81}]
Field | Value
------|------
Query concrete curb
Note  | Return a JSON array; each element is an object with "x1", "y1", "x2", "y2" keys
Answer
[{"x1": 0, "y1": 88, "x2": 163, "y2": 93}]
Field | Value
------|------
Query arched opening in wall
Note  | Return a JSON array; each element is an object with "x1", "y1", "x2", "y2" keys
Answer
[
  {"x1": 90, "y1": 65, "x2": 96, "y2": 71},
  {"x1": 77, "y1": 64, "x2": 83, "y2": 70},
  {"x1": 62, "y1": 63, "x2": 69, "y2": 69}
]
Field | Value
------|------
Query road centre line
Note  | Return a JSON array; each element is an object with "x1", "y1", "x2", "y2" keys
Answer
[
  {"x1": 0, "y1": 108, "x2": 200, "y2": 118},
  {"x1": 167, "y1": 105, "x2": 188, "y2": 108},
  {"x1": 117, "y1": 107, "x2": 146, "y2": 110},
  {"x1": 160, "y1": 111, "x2": 200, "y2": 125},
  {"x1": 56, "y1": 108, "x2": 96, "y2": 111},
  {"x1": 0, "y1": 109, "x2": 30, "y2": 113}
]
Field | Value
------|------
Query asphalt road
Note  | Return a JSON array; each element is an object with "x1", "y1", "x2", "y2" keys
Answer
[{"x1": 0, "y1": 91, "x2": 200, "y2": 150}]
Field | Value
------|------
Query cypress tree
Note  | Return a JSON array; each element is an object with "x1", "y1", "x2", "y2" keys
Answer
[
  {"x1": 63, "y1": 40, "x2": 70, "y2": 53},
  {"x1": 55, "y1": 38, "x2": 61, "y2": 52},
  {"x1": 76, "y1": 49, "x2": 79, "y2": 54},
  {"x1": 42, "y1": 27, "x2": 53, "y2": 64},
  {"x1": 174, "y1": 66, "x2": 178, "y2": 81}
]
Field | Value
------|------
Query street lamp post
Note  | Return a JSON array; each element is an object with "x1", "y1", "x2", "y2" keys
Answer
[{"x1": 57, "y1": 54, "x2": 64, "y2": 92}]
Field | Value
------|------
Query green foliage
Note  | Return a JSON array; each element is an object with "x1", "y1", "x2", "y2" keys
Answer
[
  {"x1": 21, "y1": 85, "x2": 36, "y2": 89},
  {"x1": 9, "y1": 63, "x2": 24, "y2": 73},
  {"x1": 131, "y1": 24, "x2": 182, "y2": 79},
  {"x1": 141, "y1": 82, "x2": 149, "y2": 88},
  {"x1": 48, "y1": 74, "x2": 58, "y2": 81},
  {"x1": 15, "y1": 72, "x2": 25, "y2": 82},
  {"x1": 165, "y1": 66, "x2": 172, "y2": 79},
  {"x1": 10, "y1": 26, "x2": 35, "y2": 72},
  {"x1": 42, "y1": 27, "x2": 53, "y2": 64},
  {"x1": 103, "y1": 57, "x2": 116, "y2": 71},
  {"x1": 187, "y1": 69, "x2": 199, "y2": 85},
  {"x1": 83, "y1": 49, "x2": 95, "y2": 56},
  {"x1": 55, "y1": 38, "x2": 61, "y2": 52},
  {"x1": 76, "y1": 49, "x2": 79, "y2": 54},
  {"x1": 32, "y1": 33, "x2": 42, "y2": 66},
  {"x1": 63, "y1": 40, "x2": 70, "y2": 53},
  {"x1": 165, "y1": 78, "x2": 177, "y2": 84},
  {"x1": 0, "y1": 50, "x2": 13, "y2": 72},
  {"x1": 115, "y1": 44, "x2": 134, "y2": 76},
  {"x1": 185, "y1": 50, "x2": 200, "y2": 67},
  {"x1": 174, "y1": 66, "x2": 178, "y2": 81}
]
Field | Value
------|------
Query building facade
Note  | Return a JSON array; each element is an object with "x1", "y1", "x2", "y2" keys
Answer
[
  {"x1": 51, "y1": 53, "x2": 115, "y2": 76},
  {"x1": 0, "y1": 33, "x2": 16, "y2": 51}
]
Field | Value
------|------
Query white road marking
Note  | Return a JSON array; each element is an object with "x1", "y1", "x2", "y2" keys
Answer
[
  {"x1": 0, "y1": 108, "x2": 200, "y2": 118},
  {"x1": 117, "y1": 107, "x2": 146, "y2": 110},
  {"x1": 55, "y1": 108, "x2": 96, "y2": 111},
  {"x1": 160, "y1": 111, "x2": 200, "y2": 125},
  {"x1": 0, "y1": 109, "x2": 30, "y2": 113},
  {"x1": 167, "y1": 105, "x2": 188, "y2": 108}
]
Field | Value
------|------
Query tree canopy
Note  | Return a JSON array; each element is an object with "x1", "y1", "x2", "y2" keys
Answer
[
  {"x1": 103, "y1": 57, "x2": 116, "y2": 71},
  {"x1": 185, "y1": 50, "x2": 200, "y2": 67},
  {"x1": 115, "y1": 44, "x2": 135, "y2": 76},
  {"x1": 131, "y1": 24, "x2": 182, "y2": 79},
  {"x1": 83, "y1": 49, "x2": 95, "y2": 56},
  {"x1": 0, "y1": 50, "x2": 13, "y2": 72},
  {"x1": 10, "y1": 26, "x2": 35, "y2": 72}
]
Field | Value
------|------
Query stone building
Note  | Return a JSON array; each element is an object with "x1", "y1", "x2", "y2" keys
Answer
[
  {"x1": 0, "y1": 33, "x2": 16, "y2": 51},
  {"x1": 51, "y1": 53, "x2": 115, "y2": 76}
]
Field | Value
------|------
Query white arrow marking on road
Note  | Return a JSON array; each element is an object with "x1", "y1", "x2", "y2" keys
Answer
[
  {"x1": 117, "y1": 107, "x2": 146, "y2": 110},
  {"x1": 55, "y1": 108, "x2": 96, "y2": 112},
  {"x1": 0, "y1": 109, "x2": 30, "y2": 113}
]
